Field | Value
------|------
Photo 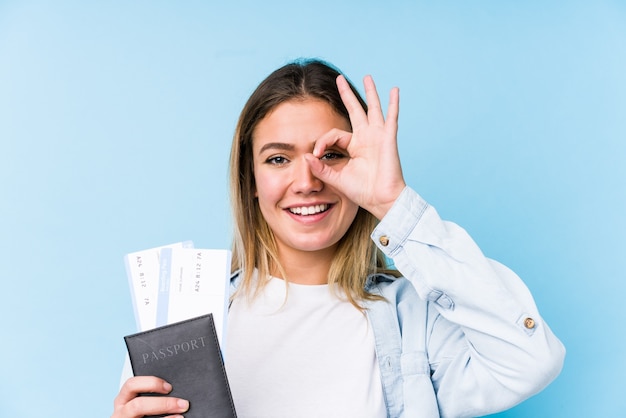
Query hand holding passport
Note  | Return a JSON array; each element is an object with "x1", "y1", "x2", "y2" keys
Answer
[{"x1": 123, "y1": 242, "x2": 237, "y2": 418}]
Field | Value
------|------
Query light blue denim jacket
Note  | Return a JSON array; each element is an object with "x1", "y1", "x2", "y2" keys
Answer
[{"x1": 230, "y1": 187, "x2": 565, "y2": 418}]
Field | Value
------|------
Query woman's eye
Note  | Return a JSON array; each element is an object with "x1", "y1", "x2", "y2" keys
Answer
[
  {"x1": 320, "y1": 151, "x2": 345, "y2": 161},
  {"x1": 267, "y1": 156, "x2": 288, "y2": 165}
]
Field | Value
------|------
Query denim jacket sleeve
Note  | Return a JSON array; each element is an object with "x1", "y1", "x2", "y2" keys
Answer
[{"x1": 371, "y1": 186, "x2": 565, "y2": 418}]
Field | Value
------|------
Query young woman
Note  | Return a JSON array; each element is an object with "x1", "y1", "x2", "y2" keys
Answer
[{"x1": 112, "y1": 59, "x2": 564, "y2": 418}]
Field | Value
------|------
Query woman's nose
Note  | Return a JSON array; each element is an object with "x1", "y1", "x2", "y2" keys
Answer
[{"x1": 291, "y1": 157, "x2": 323, "y2": 194}]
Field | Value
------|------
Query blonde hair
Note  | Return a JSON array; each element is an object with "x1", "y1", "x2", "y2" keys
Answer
[{"x1": 229, "y1": 59, "x2": 398, "y2": 308}]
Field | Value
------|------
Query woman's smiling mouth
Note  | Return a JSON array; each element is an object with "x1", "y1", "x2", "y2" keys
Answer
[{"x1": 288, "y1": 204, "x2": 331, "y2": 216}]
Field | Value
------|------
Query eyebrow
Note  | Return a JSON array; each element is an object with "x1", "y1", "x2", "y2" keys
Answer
[{"x1": 258, "y1": 142, "x2": 295, "y2": 154}]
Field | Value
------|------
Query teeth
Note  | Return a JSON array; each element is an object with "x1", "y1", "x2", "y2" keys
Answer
[{"x1": 289, "y1": 204, "x2": 329, "y2": 215}]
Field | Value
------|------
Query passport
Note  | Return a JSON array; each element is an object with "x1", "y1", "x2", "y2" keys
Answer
[{"x1": 124, "y1": 314, "x2": 237, "y2": 418}]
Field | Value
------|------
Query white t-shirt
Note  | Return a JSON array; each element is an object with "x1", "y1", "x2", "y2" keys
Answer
[{"x1": 226, "y1": 276, "x2": 386, "y2": 418}]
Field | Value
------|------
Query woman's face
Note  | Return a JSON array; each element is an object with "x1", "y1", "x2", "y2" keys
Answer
[{"x1": 252, "y1": 98, "x2": 359, "y2": 261}]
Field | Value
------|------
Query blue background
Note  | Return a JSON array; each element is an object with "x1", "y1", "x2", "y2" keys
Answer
[{"x1": 1, "y1": 1, "x2": 624, "y2": 416}]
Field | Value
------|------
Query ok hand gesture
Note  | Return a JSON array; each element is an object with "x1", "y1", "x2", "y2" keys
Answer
[{"x1": 305, "y1": 74, "x2": 406, "y2": 220}]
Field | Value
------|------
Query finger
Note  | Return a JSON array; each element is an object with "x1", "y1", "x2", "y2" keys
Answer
[
  {"x1": 363, "y1": 75, "x2": 385, "y2": 126},
  {"x1": 385, "y1": 86, "x2": 400, "y2": 133},
  {"x1": 312, "y1": 129, "x2": 353, "y2": 158},
  {"x1": 304, "y1": 153, "x2": 342, "y2": 189},
  {"x1": 122, "y1": 396, "x2": 189, "y2": 418},
  {"x1": 115, "y1": 376, "x2": 172, "y2": 407},
  {"x1": 336, "y1": 75, "x2": 367, "y2": 127}
]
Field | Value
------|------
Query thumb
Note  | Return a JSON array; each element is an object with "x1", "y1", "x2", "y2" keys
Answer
[{"x1": 304, "y1": 153, "x2": 340, "y2": 188}]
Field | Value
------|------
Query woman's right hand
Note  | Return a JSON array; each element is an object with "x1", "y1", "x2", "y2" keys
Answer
[{"x1": 111, "y1": 376, "x2": 190, "y2": 418}]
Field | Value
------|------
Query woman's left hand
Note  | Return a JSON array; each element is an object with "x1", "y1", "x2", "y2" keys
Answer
[{"x1": 305, "y1": 74, "x2": 406, "y2": 220}]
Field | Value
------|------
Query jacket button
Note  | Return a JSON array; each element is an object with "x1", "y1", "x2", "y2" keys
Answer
[
  {"x1": 524, "y1": 317, "x2": 536, "y2": 329},
  {"x1": 379, "y1": 236, "x2": 389, "y2": 246}
]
